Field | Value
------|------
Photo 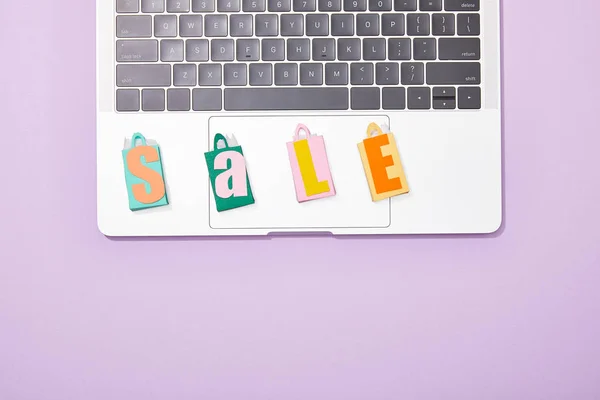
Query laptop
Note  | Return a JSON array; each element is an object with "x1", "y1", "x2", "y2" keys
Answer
[{"x1": 97, "y1": 0, "x2": 502, "y2": 236}]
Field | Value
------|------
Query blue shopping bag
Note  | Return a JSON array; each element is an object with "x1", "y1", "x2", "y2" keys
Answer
[{"x1": 122, "y1": 133, "x2": 168, "y2": 211}]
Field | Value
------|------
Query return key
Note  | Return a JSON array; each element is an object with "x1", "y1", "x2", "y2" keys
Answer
[{"x1": 439, "y1": 38, "x2": 480, "y2": 60}]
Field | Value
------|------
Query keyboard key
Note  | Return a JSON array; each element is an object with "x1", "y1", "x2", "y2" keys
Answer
[
  {"x1": 281, "y1": 14, "x2": 304, "y2": 36},
  {"x1": 116, "y1": 16, "x2": 152, "y2": 38},
  {"x1": 275, "y1": 63, "x2": 298, "y2": 85},
  {"x1": 192, "y1": 0, "x2": 216, "y2": 11},
  {"x1": 350, "y1": 62, "x2": 374, "y2": 85},
  {"x1": 382, "y1": 14, "x2": 404, "y2": 36},
  {"x1": 407, "y1": 87, "x2": 430, "y2": 109},
  {"x1": 382, "y1": 87, "x2": 405, "y2": 109},
  {"x1": 116, "y1": 64, "x2": 171, "y2": 87},
  {"x1": 338, "y1": 38, "x2": 361, "y2": 60},
  {"x1": 155, "y1": 15, "x2": 178, "y2": 37},
  {"x1": 167, "y1": 88, "x2": 191, "y2": 111},
  {"x1": 224, "y1": 63, "x2": 247, "y2": 86},
  {"x1": 199, "y1": 63, "x2": 222, "y2": 85},
  {"x1": 236, "y1": 39, "x2": 260, "y2": 60},
  {"x1": 375, "y1": 62, "x2": 399, "y2": 85},
  {"x1": 116, "y1": 40, "x2": 158, "y2": 62},
  {"x1": 400, "y1": 62, "x2": 424, "y2": 85},
  {"x1": 186, "y1": 39, "x2": 209, "y2": 61},
  {"x1": 419, "y1": 0, "x2": 440, "y2": 11},
  {"x1": 331, "y1": 14, "x2": 354, "y2": 36},
  {"x1": 433, "y1": 86, "x2": 455, "y2": 98},
  {"x1": 173, "y1": 64, "x2": 197, "y2": 86},
  {"x1": 223, "y1": 88, "x2": 349, "y2": 110},
  {"x1": 394, "y1": 0, "x2": 416, "y2": 10},
  {"x1": 167, "y1": 0, "x2": 191, "y2": 12},
  {"x1": 306, "y1": 14, "x2": 329, "y2": 36},
  {"x1": 407, "y1": 13, "x2": 429, "y2": 36},
  {"x1": 457, "y1": 14, "x2": 480, "y2": 36},
  {"x1": 288, "y1": 38, "x2": 310, "y2": 60},
  {"x1": 142, "y1": 88, "x2": 166, "y2": 111},
  {"x1": 300, "y1": 63, "x2": 323, "y2": 85},
  {"x1": 325, "y1": 63, "x2": 348, "y2": 85},
  {"x1": 363, "y1": 38, "x2": 385, "y2": 60},
  {"x1": 439, "y1": 38, "x2": 480, "y2": 60},
  {"x1": 351, "y1": 87, "x2": 380, "y2": 110},
  {"x1": 256, "y1": 14, "x2": 279, "y2": 36},
  {"x1": 205, "y1": 15, "x2": 228, "y2": 37},
  {"x1": 218, "y1": 0, "x2": 241, "y2": 11},
  {"x1": 319, "y1": 0, "x2": 341, "y2": 11},
  {"x1": 458, "y1": 87, "x2": 481, "y2": 109},
  {"x1": 432, "y1": 87, "x2": 456, "y2": 109},
  {"x1": 344, "y1": 0, "x2": 367, "y2": 11},
  {"x1": 433, "y1": 96, "x2": 456, "y2": 109},
  {"x1": 230, "y1": 15, "x2": 253, "y2": 36},
  {"x1": 116, "y1": 89, "x2": 140, "y2": 111},
  {"x1": 312, "y1": 38, "x2": 335, "y2": 60},
  {"x1": 445, "y1": 0, "x2": 479, "y2": 11},
  {"x1": 369, "y1": 0, "x2": 391, "y2": 11},
  {"x1": 160, "y1": 39, "x2": 184, "y2": 61},
  {"x1": 141, "y1": 0, "x2": 165, "y2": 12},
  {"x1": 413, "y1": 38, "x2": 436, "y2": 60},
  {"x1": 211, "y1": 39, "x2": 234, "y2": 61},
  {"x1": 388, "y1": 38, "x2": 411, "y2": 60},
  {"x1": 117, "y1": 0, "x2": 139, "y2": 13},
  {"x1": 179, "y1": 15, "x2": 203, "y2": 37},
  {"x1": 357, "y1": 14, "x2": 379, "y2": 36},
  {"x1": 426, "y1": 62, "x2": 480, "y2": 85},
  {"x1": 243, "y1": 0, "x2": 266, "y2": 11},
  {"x1": 269, "y1": 0, "x2": 292, "y2": 11},
  {"x1": 262, "y1": 39, "x2": 285, "y2": 60},
  {"x1": 432, "y1": 14, "x2": 455, "y2": 36},
  {"x1": 294, "y1": 0, "x2": 316, "y2": 11},
  {"x1": 193, "y1": 88, "x2": 222, "y2": 110},
  {"x1": 249, "y1": 63, "x2": 273, "y2": 85}
]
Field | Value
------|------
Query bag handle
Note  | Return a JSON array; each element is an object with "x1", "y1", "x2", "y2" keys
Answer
[
  {"x1": 294, "y1": 123, "x2": 313, "y2": 141},
  {"x1": 366, "y1": 123, "x2": 385, "y2": 138},
  {"x1": 130, "y1": 132, "x2": 147, "y2": 147},
  {"x1": 213, "y1": 133, "x2": 229, "y2": 150}
]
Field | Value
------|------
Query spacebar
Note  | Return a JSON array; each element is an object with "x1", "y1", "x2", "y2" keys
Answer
[{"x1": 224, "y1": 88, "x2": 349, "y2": 111}]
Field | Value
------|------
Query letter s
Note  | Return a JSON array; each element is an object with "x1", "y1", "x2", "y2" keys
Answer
[{"x1": 126, "y1": 146, "x2": 165, "y2": 204}]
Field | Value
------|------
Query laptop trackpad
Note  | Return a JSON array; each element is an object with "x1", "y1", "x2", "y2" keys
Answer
[{"x1": 208, "y1": 115, "x2": 391, "y2": 230}]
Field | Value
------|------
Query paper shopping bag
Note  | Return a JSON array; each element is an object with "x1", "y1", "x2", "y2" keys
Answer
[
  {"x1": 205, "y1": 133, "x2": 255, "y2": 212},
  {"x1": 287, "y1": 123, "x2": 336, "y2": 202},
  {"x1": 122, "y1": 132, "x2": 169, "y2": 211},
  {"x1": 358, "y1": 122, "x2": 409, "y2": 202}
]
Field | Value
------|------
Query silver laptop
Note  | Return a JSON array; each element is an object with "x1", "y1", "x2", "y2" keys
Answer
[{"x1": 96, "y1": 0, "x2": 502, "y2": 236}]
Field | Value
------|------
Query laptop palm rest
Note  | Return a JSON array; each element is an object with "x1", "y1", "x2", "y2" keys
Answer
[{"x1": 208, "y1": 115, "x2": 391, "y2": 231}]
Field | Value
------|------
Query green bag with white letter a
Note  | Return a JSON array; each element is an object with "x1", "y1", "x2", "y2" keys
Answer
[{"x1": 204, "y1": 134, "x2": 255, "y2": 212}]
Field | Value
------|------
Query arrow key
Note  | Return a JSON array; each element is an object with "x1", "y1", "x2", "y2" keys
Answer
[
  {"x1": 458, "y1": 87, "x2": 481, "y2": 109},
  {"x1": 407, "y1": 87, "x2": 431, "y2": 110},
  {"x1": 433, "y1": 98, "x2": 456, "y2": 109},
  {"x1": 433, "y1": 86, "x2": 455, "y2": 109}
]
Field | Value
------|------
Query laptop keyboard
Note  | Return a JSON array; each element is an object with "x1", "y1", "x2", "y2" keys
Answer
[{"x1": 114, "y1": 0, "x2": 482, "y2": 112}]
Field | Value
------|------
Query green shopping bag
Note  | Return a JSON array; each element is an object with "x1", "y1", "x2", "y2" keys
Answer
[{"x1": 204, "y1": 133, "x2": 255, "y2": 212}]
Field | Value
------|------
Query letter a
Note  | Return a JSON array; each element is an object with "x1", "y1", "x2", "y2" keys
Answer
[{"x1": 213, "y1": 151, "x2": 248, "y2": 199}]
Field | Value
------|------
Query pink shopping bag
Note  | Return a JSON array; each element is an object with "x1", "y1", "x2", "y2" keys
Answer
[{"x1": 287, "y1": 123, "x2": 336, "y2": 203}]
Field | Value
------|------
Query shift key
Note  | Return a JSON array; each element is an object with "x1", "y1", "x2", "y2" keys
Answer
[
  {"x1": 117, "y1": 64, "x2": 171, "y2": 87},
  {"x1": 426, "y1": 62, "x2": 480, "y2": 85}
]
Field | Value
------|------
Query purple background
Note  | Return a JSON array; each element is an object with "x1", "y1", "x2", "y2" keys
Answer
[{"x1": 1, "y1": 1, "x2": 600, "y2": 399}]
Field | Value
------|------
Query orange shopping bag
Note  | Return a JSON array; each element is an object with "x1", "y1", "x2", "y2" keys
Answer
[{"x1": 358, "y1": 122, "x2": 409, "y2": 202}]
